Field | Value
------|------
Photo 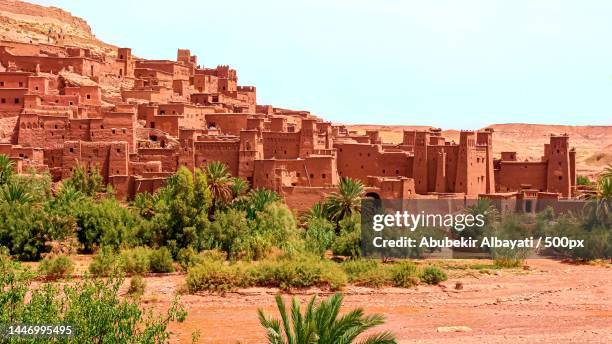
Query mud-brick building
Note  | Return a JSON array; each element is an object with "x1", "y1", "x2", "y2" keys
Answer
[{"x1": 0, "y1": 43, "x2": 579, "y2": 211}]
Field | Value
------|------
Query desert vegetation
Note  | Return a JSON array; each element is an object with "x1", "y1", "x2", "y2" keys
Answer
[{"x1": 0, "y1": 156, "x2": 609, "y2": 342}]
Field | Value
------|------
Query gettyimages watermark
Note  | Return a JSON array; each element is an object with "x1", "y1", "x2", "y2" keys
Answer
[{"x1": 361, "y1": 198, "x2": 611, "y2": 259}]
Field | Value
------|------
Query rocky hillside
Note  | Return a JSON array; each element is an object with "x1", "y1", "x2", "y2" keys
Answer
[{"x1": 0, "y1": 0, "x2": 115, "y2": 55}]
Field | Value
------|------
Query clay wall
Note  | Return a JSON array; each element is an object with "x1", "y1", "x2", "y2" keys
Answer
[
  {"x1": 0, "y1": 88, "x2": 27, "y2": 112},
  {"x1": 262, "y1": 131, "x2": 301, "y2": 159},
  {"x1": 193, "y1": 140, "x2": 240, "y2": 175},
  {"x1": 205, "y1": 113, "x2": 249, "y2": 135},
  {"x1": 497, "y1": 161, "x2": 548, "y2": 192}
]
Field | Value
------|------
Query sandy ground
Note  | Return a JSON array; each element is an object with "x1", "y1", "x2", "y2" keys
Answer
[{"x1": 123, "y1": 259, "x2": 612, "y2": 344}]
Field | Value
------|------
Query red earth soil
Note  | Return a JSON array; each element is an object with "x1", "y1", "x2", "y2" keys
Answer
[{"x1": 128, "y1": 259, "x2": 611, "y2": 343}]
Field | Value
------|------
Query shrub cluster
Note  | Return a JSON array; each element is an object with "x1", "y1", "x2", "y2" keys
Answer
[
  {"x1": 186, "y1": 253, "x2": 347, "y2": 293},
  {"x1": 186, "y1": 255, "x2": 449, "y2": 293},
  {"x1": 0, "y1": 256, "x2": 187, "y2": 343},
  {"x1": 38, "y1": 255, "x2": 74, "y2": 279}
]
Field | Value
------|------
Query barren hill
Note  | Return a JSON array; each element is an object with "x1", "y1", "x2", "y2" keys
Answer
[
  {"x1": 347, "y1": 123, "x2": 612, "y2": 177},
  {"x1": 0, "y1": 0, "x2": 115, "y2": 55}
]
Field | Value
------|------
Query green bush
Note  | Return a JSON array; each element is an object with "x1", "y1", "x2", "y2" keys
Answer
[
  {"x1": 186, "y1": 260, "x2": 249, "y2": 293},
  {"x1": 149, "y1": 247, "x2": 174, "y2": 273},
  {"x1": 391, "y1": 262, "x2": 420, "y2": 288},
  {"x1": 38, "y1": 255, "x2": 74, "y2": 279},
  {"x1": 342, "y1": 259, "x2": 391, "y2": 288},
  {"x1": 0, "y1": 196, "x2": 73, "y2": 261},
  {"x1": 420, "y1": 266, "x2": 448, "y2": 285},
  {"x1": 493, "y1": 258, "x2": 523, "y2": 268},
  {"x1": 1, "y1": 261, "x2": 187, "y2": 342},
  {"x1": 177, "y1": 247, "x2": 227, "y2": 270},
  {"x1": 304, "y1": 218, "x2": 335, "y2": 257},
  {"x1": 128, "y1": 275, "x2": 146, "y2": 297},
  {"x1": 119, "y1": 247, "x2": 152, "y2": 274},
  {"x1": 253, "y1": 255, "x2": 347, "y2": 291},
  {"x1": 186, "y1": 254, "x2": 348, "y2": 293},
  {"x1": 75, "y1": 197, "x2": 139, "y2": 252},
  {"x1": 89, "y1": 247, "x2": 119, "y2": 276},
  {"x1": 331, "y1": 214, "x2": 361, "y2": 258}
]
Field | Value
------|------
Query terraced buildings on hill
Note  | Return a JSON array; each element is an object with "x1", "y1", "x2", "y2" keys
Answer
[{"x1": 0, "y1": 39, "x2": 577, "y2": 211}]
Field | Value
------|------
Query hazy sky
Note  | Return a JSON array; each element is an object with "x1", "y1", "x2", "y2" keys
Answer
[{"x1": 33, "y1": 0, "x2": 612, "y2": 129}]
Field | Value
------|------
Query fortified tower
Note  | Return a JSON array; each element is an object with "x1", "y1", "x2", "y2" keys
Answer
[
  {"x1": 546, "y1": 135, "x2": 572, "y2": 197},
  {"x1": 476, "y1": 128, "x2": 495, "y2": 193},
  {"x1": 454, "y1": 131, "x2": 476, "y2": 195},
  {"x1": 412, "y1": 131, "x2": 430, "y2": 194},
  {"x1": 299, "y1": 118, "x2": 317, "y2": 158}
]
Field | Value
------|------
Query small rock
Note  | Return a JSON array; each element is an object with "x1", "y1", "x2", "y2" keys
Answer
[
  {"x1": 437, "y1": 326, "x2": 472, "y2": 333},
  {"x1": 455, "y1": 281, "x2": 463, "y2": 290}
]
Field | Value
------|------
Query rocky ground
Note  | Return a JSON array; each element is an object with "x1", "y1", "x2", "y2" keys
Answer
[{"x1": 110, "y1": 259, "x2": 612, "y2": 343}]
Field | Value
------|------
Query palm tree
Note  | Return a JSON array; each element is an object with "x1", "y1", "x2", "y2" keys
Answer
[
  {"x1": 586, "y1": 175, "x2": 612, "y2": 227},
  {"x1": 243, "y1": 188, "x2": 280, "y2": 219},
  {"x1": 0, "y1": 154, "x2": 14, "y2": 185},
  {"x1": 326, "y1": 178, "x2": 364, "y2": 224},
  {"x1": 205, "y1": 161, "x2": 233, "y2": 215},
  {"x1": 258, "y1": 293, "x2": 397, "y2": 344},
  {"x1": 601, "y1": 164, "x2": 612, "y2": 180},
  {"x1": 0, "y1": 182, "x2": 33, "y2": 204},
  {"x1": 230, "y1": 177, "x2": 250, "y2": 200}
]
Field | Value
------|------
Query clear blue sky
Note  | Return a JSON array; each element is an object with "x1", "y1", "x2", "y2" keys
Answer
[{"x1": 34, "y1": 0, "x2": 612, "y2": 129}]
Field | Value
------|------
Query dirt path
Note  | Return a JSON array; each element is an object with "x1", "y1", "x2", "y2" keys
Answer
[{"x1": 139, "y1": 259, "x2": 611, "y2": 343}]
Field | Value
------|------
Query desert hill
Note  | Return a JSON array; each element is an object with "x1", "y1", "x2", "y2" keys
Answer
[{"x1": 0, "y1": 0, "x2": 115, "y2": 55}]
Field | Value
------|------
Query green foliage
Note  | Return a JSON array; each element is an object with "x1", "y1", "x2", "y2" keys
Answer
[
  {"x1": 149, "y1": 247, "x2": 174, "y2": 273},
  {"x1": 186, "y1": 254, "x2": 348, "y2": 293},
  {"x1": 239, "y1": 188, "x2": 281, "y2": 220},
  {"x1": 230, "y1": 177, "x2": 250, "y2": 199},
  {"x1": 186, "y1": 260, "x2": 250, "y2": 293},
  {"x1": 419, "y1": 266, "x2": 447, "y2": 285},
  {"x1": 0, "y1": 261, "x2": 187, "y2": 343},
  {"x1": 132, "y1": 192, "x2": 157, "y2": 219},
  {"x1": 461, "y1": 199, "x2": 499, "y2": 242},
  {"x1": 391, "y1": 262, "x2": 420, "y2": 288},
  {"x1": 38, "y1": 255, "x2": 74, "y2": 279},
  {"x1": 299, "y1": 202, "x2": 329, "y2": 226},
  {"x1": 576, "y1": 175, "x2": 592, "y2": 186},
  {"x1": 205, "y1": 161, "x2": 233, "y2": 214},
  {"x1": 325, "y1": 177, "x2": 364, "y2": 224},
  {"x1": 493, "y1": 258, "x2": 523, "y2": 268},
  {"x1": 303, "y1": 217, "x2": 335, "y2": 257},
  {"x1": 118, "y1": 247, "x2": 174, "y2": 274},
  {"x1": 177, "y1": 247, "x2": 226, "y2": 270},
  {"x1": 253, "y1": 254, "x2": 347, "y2": 291},
  {"x1": 342, "y1": 259, "x2": 391, "y2": 288},
  {"x1": 251, "y1": 202, "x2": 298, "y2": 255},
  {"x1": 0, "y1": 182, "x2": 73, "y2": 260},
  {"x1": 258, "y1": 293, "x2": 397, "y2": 344},
  {"x1": 331, "y1": 214, "x2": 362, "y2": 258},
  {"x1": 149, "y1": 167, "x2": 211, "y2": 252},
  {"x1": 119, "y1": 247, "x2": 152, "y2": 274},
  {"x1": 75, "y1": 197, "x2": 139, "y2": 252},
  {"x1": 204, "y1": 208, "x2": 251, "y2": 260},
  {"x1": 63, "y1": 163, "x2": 105, "y2": 197},
  {"x1": 89, "y1": 247, "x2": 119, "y2": 277},
  {"x1": 483, "y1": 214, "x2": 532, "y2": 264},
  {"x1": 0, "y1": 154, "x2": 14, "y2": 185}
]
